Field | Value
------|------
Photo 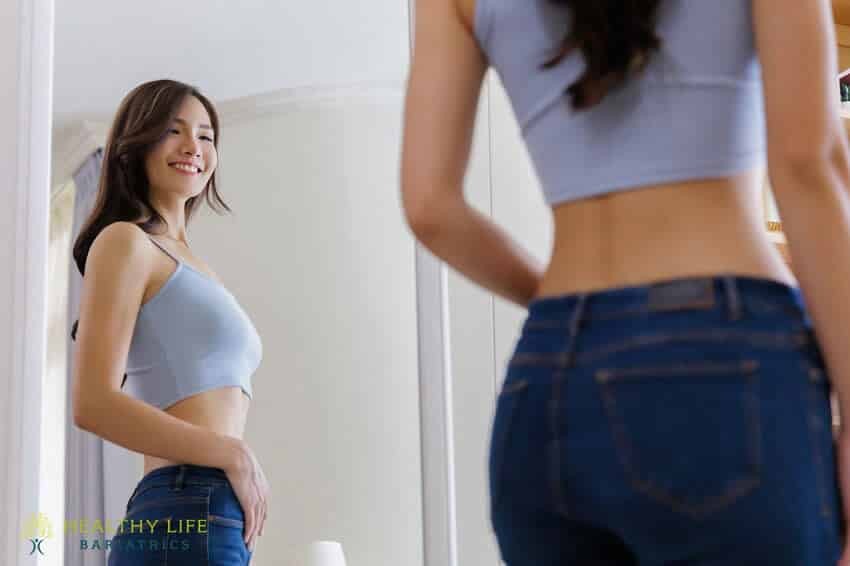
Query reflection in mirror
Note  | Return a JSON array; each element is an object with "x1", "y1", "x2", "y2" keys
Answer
[{"x1": 49, "y1": 3, "x2": 421, "y2": 565}]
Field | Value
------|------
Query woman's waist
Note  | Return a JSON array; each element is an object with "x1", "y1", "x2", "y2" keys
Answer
[
  {"x1": 143, "y1": 397, "x2": 248, "y2": 475},
  {"x1": 537, "y1": 256, "x2": 795, "y2": 299},
  {"x1": 540, "y1": 173, "x2": 791, "y2": 297}
]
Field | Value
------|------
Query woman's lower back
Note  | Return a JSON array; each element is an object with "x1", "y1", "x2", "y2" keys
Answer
[{"x1": 537, "y1": 169, "x2": 796, "y2": 298}]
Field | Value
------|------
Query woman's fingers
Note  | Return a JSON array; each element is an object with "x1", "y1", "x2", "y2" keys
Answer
[
  {"x1": 251, "y1": 501, "x2": 262, "y2": 546},
  {"x1": 244, "y1": 497, "x2": 258, "y2": 544},
  {"x1": 243, "y1": 512, "x2": 252, "y2": 544}
]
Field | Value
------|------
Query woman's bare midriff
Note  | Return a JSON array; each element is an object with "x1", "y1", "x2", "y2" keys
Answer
[
  {"x1": 143, "y1": 387, "x2": 250, "y2": 475},
  {"x1": 535, "y1": 169, "x2": 797, "y2": 298},
  {"x1": 139, "y1": 234, "x2": 251, "y2": 476}
]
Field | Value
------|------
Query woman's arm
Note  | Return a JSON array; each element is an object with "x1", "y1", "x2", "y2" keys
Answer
[
  {"x1": 400, "y1": 0, "x2": 544, "y2": 307},
  {"x1": 72, "y1": 222, "x2": 250, "y2": 469},
  {"x1": 754, "y1": 0, "x2": 850, "y2": 416},
  {"x1": 754, "y1": 2, "x2": 850, "y2": 557}
]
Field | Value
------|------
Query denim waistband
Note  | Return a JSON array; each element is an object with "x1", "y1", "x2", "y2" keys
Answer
[
  {"x1": 136, "y1": 464, "x2": 230, "y2": 491},
  {"x1": 525, "y1": 274, "x2": 808, "y2": 327}
]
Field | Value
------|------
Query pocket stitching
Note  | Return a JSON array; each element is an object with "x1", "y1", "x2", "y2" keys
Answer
[
  {"x1": 597, "y1": 359, "x2": 759, "y2": 382},
  {"x1": 805, "y1": 360, "x2": 836, "y2": 528},
  {"x1": 582, "y1": 331, "x2": 806, "y2": 367},
  {"x1": 207, "y1": 514, "x2": 244, "y2": 529},
  {"x1": 126, "y1": 495, "x2": 210, "y2": 519},
  {"x1": 596, "y1": 360, "x2": 761, "y2": 519}
]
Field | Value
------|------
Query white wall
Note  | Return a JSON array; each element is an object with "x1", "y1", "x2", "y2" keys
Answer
[{"x1": 183, "y1": 87, "x2": 423, "y2": 566}]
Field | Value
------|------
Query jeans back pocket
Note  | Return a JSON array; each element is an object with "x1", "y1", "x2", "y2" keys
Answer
[
  {"x1": 595, "y1": 358, "x2": 761, "y2": 519},
  {"x1": 112, "y1": 485, "x2": 211, "y2": 565}
]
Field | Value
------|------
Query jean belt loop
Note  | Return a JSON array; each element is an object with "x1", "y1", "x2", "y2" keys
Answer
[
  {"x1": 566, "y1": 293, "x2": 589, "y2": 364},
  {"x1": 722, "y1": 276, "x2": 742, "y2": 322},
  {"x1": 172, "y1": 464, "x2": 187, "y2": 491}
]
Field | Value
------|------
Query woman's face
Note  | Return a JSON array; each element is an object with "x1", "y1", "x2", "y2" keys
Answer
[{"x1": 144, "y1": 95, "x2": 218, "y2": 200}]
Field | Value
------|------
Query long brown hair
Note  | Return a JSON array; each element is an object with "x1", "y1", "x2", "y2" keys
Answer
[
  {"x1": 545, "y1": 0, "x2": 663, "y2": 111},
  {"x1": 70, "y1": 80, "x2": 230, "y2": 380}
]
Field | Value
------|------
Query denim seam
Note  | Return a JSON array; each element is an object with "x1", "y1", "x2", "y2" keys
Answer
[
  {"x1": 491, "y1": 383, "x2": 529, "y2": 509},
  {"x1": 595, "y1": 362, "x2": 761, "y2": 519},
  {"x1": 163, "y1": 515, "x2": 171, "y2": 566},
  {"x1": 805, "y1": 361, "x2": 833, "y2": 524},
  {"x1": 548, "y1": 367, "x2": 568, "y2": 517},
  {"x1": 127, "y1": 479, "x2": 228, "y2": 508},
  {"x1": 500, "y1": 378, "x2": 530, "y2": 396},
  {"x1": 510, "y1": 330, "x2": 809, "y2": 368},
  {"x1": 204, "y1": 491, "x2": 211, "y2": 566},
  {"x1": 597, "y1": 360, "x2": 759, "y2": 380},
  {"x1": 524, "y1": 289, "x2": 802, "y2": 327},
  {"x1": 524, "y1": 305, "x2": 803, "y2": 327},
  {"x1": 547, "y1": 294, "x2": 588, "y2": 517},
  {"x1": 126, "y1": 496, "x2": 209, "y2": 519},
  {"x1": 158, "y1": 515, "x2": 174, "y2": 566},
  {"x1": 163, "y1": 490, "x2": 210, "y2": 565},
  {"x1": 208, "y1": 514, "x2": 244, "y2": 529}
]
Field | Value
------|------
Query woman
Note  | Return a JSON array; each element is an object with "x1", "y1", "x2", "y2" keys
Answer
[
  {"x1": 70, "y1": 79, "x2": 270, "y2": 565},
  {"x1": 402, "y1": 0, "x2": 849, "y2": 563}
]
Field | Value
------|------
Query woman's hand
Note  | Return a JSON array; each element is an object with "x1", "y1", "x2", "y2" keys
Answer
[{"x1": 224, "y1": 439, "x2": 270, "y2": 552}]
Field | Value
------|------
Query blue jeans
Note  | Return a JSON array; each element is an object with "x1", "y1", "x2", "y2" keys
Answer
[
  {"x1": 489, "y1": 275, "x2": 844, "y2": 565},
  {"x1": 108, "y1": 464, "x2": 252, "y2": 565}
]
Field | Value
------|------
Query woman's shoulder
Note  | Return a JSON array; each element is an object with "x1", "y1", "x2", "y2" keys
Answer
[
  {"x1": 88, "y1": 221, "x2": 153, "y2": 273},
  {"x1": 97, "y1": 220, "x2": 147, "y2": 239}
]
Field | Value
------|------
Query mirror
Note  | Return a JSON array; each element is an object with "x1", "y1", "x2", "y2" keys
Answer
[{"x1": 49, "y1": 2, "x2": 422, "y2": 565}]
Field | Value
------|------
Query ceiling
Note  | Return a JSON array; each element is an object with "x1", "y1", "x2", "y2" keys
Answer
[{"x1": 52, "y1": 1, "x2": 411, "y2": 134}]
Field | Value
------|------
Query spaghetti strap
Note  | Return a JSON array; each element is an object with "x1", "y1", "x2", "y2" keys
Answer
[{"x1": 147, "y1": 236, "x2": 181, "y2": 264}]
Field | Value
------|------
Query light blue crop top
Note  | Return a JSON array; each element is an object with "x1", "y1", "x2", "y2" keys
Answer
[
  {"x1": 474, "y1": 0, "x2": 767, "y2": 205},
  {"x1": 124, "y1": 237, "x2": 263, "y2": 409}
]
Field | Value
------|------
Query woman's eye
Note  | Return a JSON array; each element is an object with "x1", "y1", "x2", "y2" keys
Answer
[
  {"x1": 201, "y1": 136, "x2": 214, "y2": 142},
  {"x1": 168, "y1": 128, "x2": 180, "y2": 134}
]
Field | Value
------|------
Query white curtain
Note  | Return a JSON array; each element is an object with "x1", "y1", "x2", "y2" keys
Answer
[
  {"x1": 64, "y1": 148, "x2": 141, "y2": 565},
  {"x1": 46, "y1": 179, "x2": 74, "y2": 566}
]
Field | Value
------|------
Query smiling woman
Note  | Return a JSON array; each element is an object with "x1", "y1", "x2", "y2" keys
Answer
[{"x1": 68, "y1": 79, "x2": 269, "y2": 566}]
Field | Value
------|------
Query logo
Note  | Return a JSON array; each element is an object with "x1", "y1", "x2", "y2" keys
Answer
[{"x1": 21, "y1": 512, "x2": 54, "y2": 556}]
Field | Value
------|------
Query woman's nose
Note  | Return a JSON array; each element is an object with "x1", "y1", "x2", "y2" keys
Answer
[{"x1": 181, "y1": 140, "x2": 200, "y2": 156}]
